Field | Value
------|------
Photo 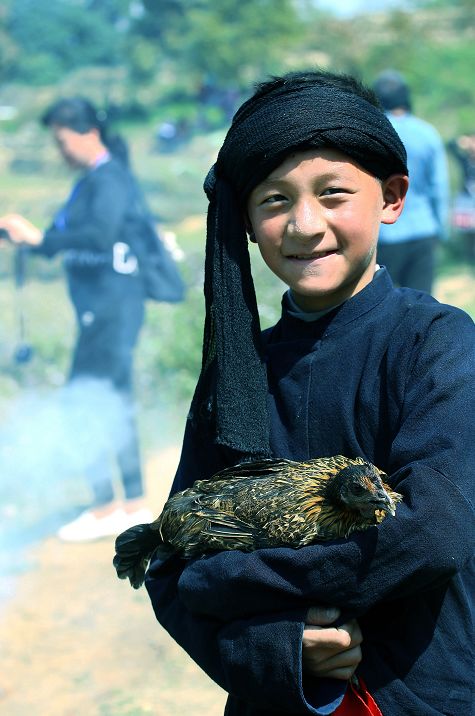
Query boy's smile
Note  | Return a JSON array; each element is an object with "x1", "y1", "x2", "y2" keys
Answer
[{"x1": 247, "y1": 148, "x2": 407, "y2": 312}]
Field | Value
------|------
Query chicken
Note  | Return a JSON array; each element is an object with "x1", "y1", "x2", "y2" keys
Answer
[{"x1": 114, "y1": 455, "x2": 402, "y2": 589}]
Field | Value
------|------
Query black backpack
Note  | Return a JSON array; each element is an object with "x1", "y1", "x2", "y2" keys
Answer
[
  {"x1": 138, "y1": 217, "x2": 186, "y2": 303},
  {"x1": 127, "y1": 174, "x2": 186, "y2": 303}
]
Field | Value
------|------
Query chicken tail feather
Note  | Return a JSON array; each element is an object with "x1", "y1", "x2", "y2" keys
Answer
[{"x1": 113, "y1": 522, "x2": 164, "y2": 589}]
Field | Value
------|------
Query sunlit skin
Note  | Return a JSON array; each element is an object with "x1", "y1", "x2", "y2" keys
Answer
[
  {"x1": 247, "y1": 148, "x2": 408, "y2": 312},
  {"x1": 303, "y1": 607, "x2": 363, "y2": 680}
]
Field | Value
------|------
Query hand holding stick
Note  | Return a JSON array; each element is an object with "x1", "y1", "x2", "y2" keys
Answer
[{"x1": 0, "y1": 214, "x2": 43, "y2": 246}]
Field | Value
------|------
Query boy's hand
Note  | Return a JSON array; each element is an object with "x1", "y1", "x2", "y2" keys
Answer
[{"x1": 302, "y1": 607, "x2": 362, "y2": 680}]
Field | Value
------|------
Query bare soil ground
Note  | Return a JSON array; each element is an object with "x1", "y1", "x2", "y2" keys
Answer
[{"x1": 0, "y1": 446, "x2": 226, "y2": 716}]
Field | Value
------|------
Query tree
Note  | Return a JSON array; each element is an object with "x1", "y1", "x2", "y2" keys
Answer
[
  {"x1": 131, "y1": 0, "x2": 303, "y2": 90},
  {"x1": 4, "y1": 0, "x2": 125, "y2": 83}
]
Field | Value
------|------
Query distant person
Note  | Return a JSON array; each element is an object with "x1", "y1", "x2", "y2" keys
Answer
[
  {"x1": 0, "y1": 97, "x2": 156, "y2": 541},
  {"x1": 448, "y1": 131, "x2": 475, "y2": 263},
  {"x1": 373, "y1": 70, "x2": 449, "y2": 293}
]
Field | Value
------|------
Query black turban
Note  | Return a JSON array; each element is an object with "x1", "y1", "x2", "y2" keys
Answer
[{"x1": 190, "y1": 79, "x2": 408, "y2": 461}]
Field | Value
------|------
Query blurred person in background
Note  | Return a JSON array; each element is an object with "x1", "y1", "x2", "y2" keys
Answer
[
  {"x1": 373, "y1": 70, "x2": 449, "y2": 293},
  {"x1": 447, "y1": 131, "x2": 475, "y2": 264},
  {"x1": 0, "y1": 97, "x2": 154, "y2": 541}
]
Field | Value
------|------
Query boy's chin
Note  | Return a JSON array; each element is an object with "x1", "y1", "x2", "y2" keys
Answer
[
  {"x1": 290, "y1": 275, "x2": 373, "y2": 311},
  {"x1": 290, "y1": 288, "x2": 343, "y2": 312}
]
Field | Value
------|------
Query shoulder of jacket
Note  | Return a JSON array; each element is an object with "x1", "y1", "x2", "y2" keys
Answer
[
  {"x1": 89, "y1": 159, "x2": 131, "y2": 190},
  {"x1": 392, "y1": 112, "x2": 443, "y2": 143},
  {"x1": 393, "y1": 288, "x2": 474, "y2": 333},
  {"x1": 412, "y1": 115, "x2": 444, "y2": 144},
  {"x1": 94, "y1": 156, "x2": 128, "y2": 176}
]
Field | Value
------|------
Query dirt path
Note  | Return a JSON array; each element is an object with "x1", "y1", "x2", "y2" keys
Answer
[{"x1": 0, "y1": 446, "x2": 226, "y2": 716}]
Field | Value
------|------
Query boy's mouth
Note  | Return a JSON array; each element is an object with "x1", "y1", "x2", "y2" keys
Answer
[{"x1": 287, "y1": 250, "x2": 337, "y2": 260}]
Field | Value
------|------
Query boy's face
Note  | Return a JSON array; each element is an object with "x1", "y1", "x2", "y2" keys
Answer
[{"x1": 247, "y1": 148, "x2": 406, "y2": 312}]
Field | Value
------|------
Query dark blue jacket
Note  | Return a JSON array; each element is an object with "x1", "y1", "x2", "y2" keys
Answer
[
  {"x1": 33, "y1": 157, "x2": 146, "y2": 386},
  {"x1": 146, "y1": 269, "x2": 475, "y2": 715},
  {"x1": 38, "y1": 157, "x2": 142, "y2": 259}
]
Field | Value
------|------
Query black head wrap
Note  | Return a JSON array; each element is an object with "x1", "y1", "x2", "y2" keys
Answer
[{"x1": 190, "y1": 76, "x2": 408, "y2": 461}]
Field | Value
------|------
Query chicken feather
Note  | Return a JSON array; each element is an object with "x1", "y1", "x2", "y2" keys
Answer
[{"x1": 114, "y1": 455, "x2": 402, "y2": 589}]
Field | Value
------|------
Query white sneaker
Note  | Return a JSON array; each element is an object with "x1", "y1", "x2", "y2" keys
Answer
[
  {"x1": 57, "y1": 508, "x2": 131, "y2": 542},
  {"x1": 123, "y1": 508, "x2": 154, "y2": 528}
]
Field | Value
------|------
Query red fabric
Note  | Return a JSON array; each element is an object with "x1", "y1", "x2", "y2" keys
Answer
[{"x1": 333, "y1": 677, "x2": 383, "y2": 715}]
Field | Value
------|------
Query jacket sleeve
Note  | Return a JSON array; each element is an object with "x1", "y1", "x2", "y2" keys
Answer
[
  {"x1": 171, "y1": 308, "x2": 475, "y2": 622},
  {"x1": 145, "y1": 419, "x2": 347, "y2": 714},
  {"x1": 146, "y1": 552, "x2": 347, "y2": 714},
  {"x1": 37, "y1": 165, "x2": 131, "y2": 257}
]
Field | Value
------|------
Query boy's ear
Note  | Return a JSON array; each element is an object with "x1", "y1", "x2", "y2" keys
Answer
[
  {"x1": 243, "y1": 214, "x2": 257, "y2": 242},
  {"x1": 380, "y1": 174, "x2": 409, "y2": 225}
]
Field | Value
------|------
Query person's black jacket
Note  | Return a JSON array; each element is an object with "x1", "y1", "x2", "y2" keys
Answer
[
  {"x1": 38, "y1": 157, "x2": 146, "y2": 263},
  {"x1": 34, "y1": 157, "x2": 147, "y2": 385}
]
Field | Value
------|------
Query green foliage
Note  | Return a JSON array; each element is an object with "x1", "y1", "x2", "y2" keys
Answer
[
  {"x1": 3, "y1": 0, "x2": 124, "y2": 83},
  {"x1": 126, "y1": 38, "x2": 160, "y2": 83},
  {"x1": 359, "y1": 21, "x2": 475, "y2": 136},
  {"x1": 1, "y1": 0, "x2": 473, "y2": 134},
  {"x1": 168, "y1": 0, "x2": 302, "y2": 87},
  {"x1": 2, "y1": 0, "x2": 302, "y2": 98},
  {"x1": 294, "y1": 3, "x2": 475, "y2": 139},
  {"x1": 414, "y1": 0, "x2": 474, "y2": 11}
]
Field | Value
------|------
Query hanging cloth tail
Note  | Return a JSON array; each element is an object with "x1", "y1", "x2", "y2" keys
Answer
[
  {"x1": 190, "y1": 171, "x2": 271, "y2": 460},
  {"x1": 333, "y1": 676, "x2": 383, "y2": 716}
]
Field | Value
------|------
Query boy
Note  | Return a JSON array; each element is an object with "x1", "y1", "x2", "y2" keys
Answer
[{"x1": 145, "y1": 71, "x2": 474, "y2": 715}]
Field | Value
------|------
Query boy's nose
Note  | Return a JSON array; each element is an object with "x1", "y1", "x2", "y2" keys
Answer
[{"x1": 286, "y1": 199, "x2": 325, "y2": 239}]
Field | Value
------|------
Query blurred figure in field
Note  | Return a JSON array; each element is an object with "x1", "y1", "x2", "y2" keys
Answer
[
  {"x1": 0, "y1": 97, "x2": 154, "y2": 541},
  {"x1": 448, "y1": 131, "x2": 475, "y2": 264},
  {"x1": 373, "y1": 70, "x2": 449, "y2": 293}
]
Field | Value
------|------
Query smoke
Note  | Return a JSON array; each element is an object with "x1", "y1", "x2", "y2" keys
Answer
[{"x1": 0, "y1": 378, "x2": 133, "y2": 543}]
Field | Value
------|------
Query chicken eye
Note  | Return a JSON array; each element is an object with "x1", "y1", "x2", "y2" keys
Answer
[{"x1": 350, "y1": 483, "x2": 366, "y2": 495}]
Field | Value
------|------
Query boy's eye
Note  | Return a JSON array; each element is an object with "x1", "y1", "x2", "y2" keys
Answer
[
  {"x1": 321, "y1": 187, "x2": 346, "y2": 196},
  {"x1": 261, "y1": 193, "x2": 287, "y2": 205}
]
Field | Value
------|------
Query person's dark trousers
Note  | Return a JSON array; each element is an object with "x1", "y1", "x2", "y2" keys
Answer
[
  {"x1": 376, "y1": 236, "x2": 436, "y2": 293},
  {"x1": 69, "y1": 272, "x2": 145, "y2": 507},
  {"x1": 82, "y1": 394, "x2": 143, "y2": 507},
  {"x1": 461, "y1": 230, "x2": 475, "y2": 265}
]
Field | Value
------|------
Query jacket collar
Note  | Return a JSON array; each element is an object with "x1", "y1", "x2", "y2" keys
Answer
[{"x1": 270, "y1": 267, "x2": 394, "y2": 343}]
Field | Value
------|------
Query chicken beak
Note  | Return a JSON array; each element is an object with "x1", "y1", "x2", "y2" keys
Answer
[{"x1": 379, "y1": 490, "x2": 396, "y2": 516}]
